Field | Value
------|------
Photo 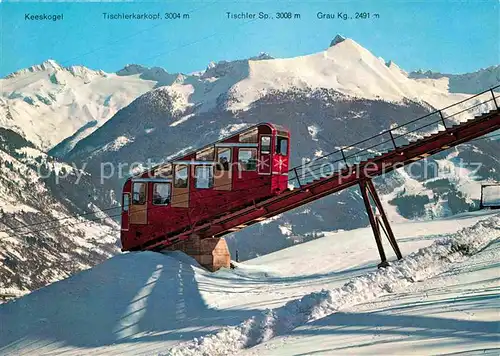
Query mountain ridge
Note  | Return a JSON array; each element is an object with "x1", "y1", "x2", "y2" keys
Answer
[
  {"x1": 408, "y1": 65, "x2": 500, "y2": 94},
  {"x1": 1, "y1": 60, "x2": 157, "y2": 152},
  {"x1": 2, "y1": 38, "x2": 496, "y2": 154}
]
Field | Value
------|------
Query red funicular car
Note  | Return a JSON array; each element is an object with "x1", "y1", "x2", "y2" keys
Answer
[{"x1": 121, "y1": 123, "x2": 290, "y2": 251}]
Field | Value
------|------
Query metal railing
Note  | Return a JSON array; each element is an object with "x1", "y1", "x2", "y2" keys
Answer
[{"x1": 288, "y1": 84, "x2": 500, "y2": 188}]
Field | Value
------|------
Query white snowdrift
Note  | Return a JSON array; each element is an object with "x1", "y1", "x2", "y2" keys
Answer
[{"x1": 166, "y1": 214, "x2": 500, "y2": 356}]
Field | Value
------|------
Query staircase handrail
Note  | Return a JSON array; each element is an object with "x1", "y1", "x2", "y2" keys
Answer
[{"x1": 289, "y1": 85, "x2": 500, "y2": 181}]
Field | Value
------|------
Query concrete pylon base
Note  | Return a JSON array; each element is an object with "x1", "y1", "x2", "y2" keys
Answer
[{"x1": 171, "y1": 236, "x2": 231, "y2": 272}]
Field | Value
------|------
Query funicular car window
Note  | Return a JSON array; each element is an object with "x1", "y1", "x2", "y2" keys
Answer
[
  {"x1": 260, "y1": 136, "x2": 271, "y2": 154},
  {"x1": 238, "y1": 148, "x2": 257, "y2": 171},
  {"x1": 239, "y1": 128, "x2": 258, "y2": 143},
  {"x1": 195, "y1": 166, "x2": 214, "y2": 189},
  {"x1": 276, "y1": 136, "x2": 288, "y2": 155},
  {"x1": 153, "y1": 183, "x2": 171, "y2": 205},
  {"x1": 155, "y1": 164, "x2": 172, "y2": 179},
  {"x1": 196, "y1": 146, "x2": 215, "y2": 161},
  {"x1": 216, "y1": 148, "x2": 231, "y2": 171},
  {"x1": 174, "y1": 166, "x2": 188, "y2": 188},
  {"x1": 132, "y1": 182, "x2": 146, "y2": 205},
  {"x1": 122, "y1": 194, "x2": 130, "y2": 211}
]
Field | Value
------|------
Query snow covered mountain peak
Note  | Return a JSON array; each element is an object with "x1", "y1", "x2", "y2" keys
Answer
[
  {"x1": 385, "y1": 60, "x2": 408, "y2": 76},
  {"x1": 329, "y1": 34, "x2": 346, "y2": 47},
  {"x1": 201, "y1": 59, "x2": 249, "y2": 79},
  {"x1": 1, "y1": 61, "x2": 157, "y2": 150},
  {"x1": 116, "y1": 64, "x2": 150, "y2": 75},
  {"x1": 408, "y1": 65, "x2": 500, "y2": 94},
  {"x1": 249, "y1": 52, "x2": 274, "y2": 60},
  {"x1": 201, "y1": 53, "x2": 272, "y2": 77},
  {"x1": 116, "y1": 64, "x2": 179, "y2": 86},
  {"x1": 39, "y1": 59, "x2": 62, "y2": 71},
  {"x1": 227, "y1": 37, "x2": 469, "y2": 111},
  {"x1": 108, "y1": 36, "x2": 470, "y2": 117},
  {"x1": 5, "y1": 59, "x2": 62, "y2": 79},
  {"x1": 4, "y1": 59, "x2": 105, "y2": 82},
  {"x1": 206, "y1": 61, "x2": 217, "y2": 70},
  {"x1": 324, "y1": 37, "x2": 375, "y2": 58},
  {"x1": 66, "y1": 65, "x2": 107, "y2": 81},
  {"x1": 385, "y1": 60, "x2": 396, "y2": 68}
]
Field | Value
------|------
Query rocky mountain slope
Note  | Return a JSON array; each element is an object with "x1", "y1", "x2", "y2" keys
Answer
[
  {"x1": 0, "y1": 128, "x2": 120, "y2": 297},
  {"x1": 60, "y1": 36, "x2": 499, "y2": 260}
]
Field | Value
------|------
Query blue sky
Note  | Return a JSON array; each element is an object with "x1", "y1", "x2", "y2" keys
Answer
[{"x1": 1, "y1": 0, "x2": 499, "y2": 77}]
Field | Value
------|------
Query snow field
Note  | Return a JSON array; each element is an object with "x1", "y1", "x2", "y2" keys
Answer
[{"x1": 166, "y1": 214, "x2": 500, "y2": 356}]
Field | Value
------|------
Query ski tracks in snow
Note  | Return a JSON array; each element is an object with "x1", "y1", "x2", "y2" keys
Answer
[{"x1": 163, "y1": 214, "x2": 500, "y2": 356}]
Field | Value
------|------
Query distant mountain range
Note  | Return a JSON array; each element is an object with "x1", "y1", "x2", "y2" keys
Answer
[
  {"x1": 0, "y1": 36, "x2": 498, "y2": 293},
  {"x1": 408, "y1": 66, "x2": 500, "y2": 94},
  {"x1": 1, "y1": 60, "x2": 157, "y2": 153}
]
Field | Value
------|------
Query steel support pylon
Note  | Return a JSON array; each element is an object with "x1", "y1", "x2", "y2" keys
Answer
[{"x1": 359, "y1": 179, "x2": 403, "y2": 268}]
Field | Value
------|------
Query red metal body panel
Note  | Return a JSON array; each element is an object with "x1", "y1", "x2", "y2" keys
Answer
[
  {"x1": 121, "y1": 123, "x2": 291, "y2": 251},
  {"x1": 272, "y1": 151, "x2": 289, "y2": 192},
  {"x1": 121, "y1": 193, "x2": 130, "y2": 231}
]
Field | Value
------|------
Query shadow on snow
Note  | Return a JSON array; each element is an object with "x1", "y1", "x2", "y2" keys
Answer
[{"x1": 0, "y1": 251, "x2": 256, "y2": 353}]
